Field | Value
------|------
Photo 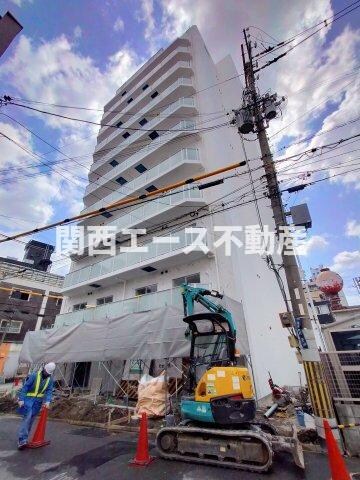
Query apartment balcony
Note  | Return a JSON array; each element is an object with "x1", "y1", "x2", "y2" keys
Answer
[
  {"x1": 95, "y1": 79, "x2": 195, "y2": 156},
  {"x1": 83, "y1": 148, "x2": 202, "y2": 210},
  {"x1": 90, "y1": 119, "x2": 197, "y2": 176},
  {"x1": 75, "y1": 187, "x2": 206, "y2": 258},
  {"x1": 54, "y1": 287, "x2": 184, "y2": 328},
  {"x1": 104, "y1": 44, "x2": 191, "y2": 122},
  {"x1": 99, "y1": 60, "x2": 193, "y2": 142},
  {"x1": 62, "y1": 229, "x2": 211, "y2": 295}
]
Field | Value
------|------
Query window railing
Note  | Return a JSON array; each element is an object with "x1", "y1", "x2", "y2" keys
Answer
[
  {"x1": 54, "y1": 287, "x2": 184, "y2": 327},
  {"x1": 95, "y1": 82, "x2": 194, "y2": 153},
  {"x1": 102, "y1": 58, "x2": 192, "y2": 127},
  {"x1": 63, "y1": 228, "x2": 207, "y2": 289},
  {"x1": 82, "y1": 186, "x2": 204, "y2": 250},
  {"x1": 90, "y1": 118, "x2": 196, "y2": 179},
  {"x1": 84, "y1": 148, "x2": 200, "y2": 211}
]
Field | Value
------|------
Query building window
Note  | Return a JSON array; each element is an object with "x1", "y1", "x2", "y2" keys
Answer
[
  {"x1": 121, "y1": 91, "x2": 127, "y2": 97},
  {"x1": 56, "y1": 298, "x2": 63, "y2": 307},
  {"x1": 122, "y1": 132, "x2": 130, "y2": 139},
  {"x1": 150, "y1": 91, "x2": 159, "y2": 99},
  {"x1": 0, "y1": 319, "x2": 22, "y2": 334},
  {"x1": 142, "y1": 84, "x2": 149, "y2": 91},
  {"x1": 139, "y1": 118, "x2": 148, "y2": 126},
  {"x1": 135, "y1": 284, "x2": 157, "y2": 296},
  {"x1": 101, "y1": 211, "x2": 113, "y2": 218},
  {"x1": 145, "y1": 185, "x2": 157, "y2": 193},
  {"x1": 96, "y1": 296, "x2": 113, "y2": 306},
  {"x1": 109, "y1": 159, "x2": 119, "y2": 167},
  {"x1": 149, "y1": 131, "x2": 159, "y2": 140},
  {"x1": 116, "y1": 121, "x2": 123, "y2": 128},
  {"x1": 73, "y1": 303, "x2": 87, "y2": 311},
  {"x1": 173, "y1": 273, "x2": 201, "y2": 287},
  {"x1": 127, "y1": 98, "x2": 133, "y2": 104},
  {"x1": 331, "y1": 330, "x2": 360, "y2": 351},
  {"x1": 116, "y1": 176, "x2": 127, "y2": 185},
  {"x1": 10, "y1": 290, "x2": 30, "y2": 301},
  {"x1": 135, "y1": 163, "x2": 147, "y2": 174}
]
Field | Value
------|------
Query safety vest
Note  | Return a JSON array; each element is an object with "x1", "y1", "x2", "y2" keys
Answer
[{"x1": 26, "y1": 371, "x2": 50, "y2": 398}]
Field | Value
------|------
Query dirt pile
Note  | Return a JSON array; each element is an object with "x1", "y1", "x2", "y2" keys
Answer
[
  {"x1": 298, "y1": 428, "x2": 319, "y2": 444},
  {"x1": 49, "y1": 397, "x2": 126, "y2": 424},
  {"x1": 0, "y1": 395, "x2": 17, "y2": 414}
]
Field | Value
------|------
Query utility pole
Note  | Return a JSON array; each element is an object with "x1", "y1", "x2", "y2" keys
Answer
[{"x1": 236, "y1": 29, "x2": 335, "y2": 433}]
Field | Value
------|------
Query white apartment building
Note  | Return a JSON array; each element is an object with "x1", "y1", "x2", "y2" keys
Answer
[{"x1": 56, "y1": 26, "x2": 301, "y2": 398}]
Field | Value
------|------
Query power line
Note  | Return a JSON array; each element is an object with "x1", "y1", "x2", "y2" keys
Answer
[
  {"x1": 0, "y1": 160, "x2": 247, "y2": 243},
  {"x1": 254, "y1": 0, "x2": 360, "y2": 61},
  {"x1": 273, "y1": 116, "x2": 360, "y2": 154},
  {"x1": 6, "y1": 100, "x2": 229, "y2": 134},
  {"x1": 268, "y1": 76, "x2": 359, "y2": 140}
]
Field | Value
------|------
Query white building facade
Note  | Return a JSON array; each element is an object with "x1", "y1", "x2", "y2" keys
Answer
[{"x1": 56, "y1": 26, "x2": 301, "y2": 398}]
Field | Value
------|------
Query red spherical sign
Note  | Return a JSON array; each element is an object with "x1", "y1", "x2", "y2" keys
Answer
[{"x1": 315, "y1": 269, "x2": 343, "y2": 295}]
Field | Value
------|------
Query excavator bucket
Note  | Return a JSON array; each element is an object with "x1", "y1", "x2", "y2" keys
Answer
[{"x1": 270, "y1": 426, "x2": 305, "y2": 469}]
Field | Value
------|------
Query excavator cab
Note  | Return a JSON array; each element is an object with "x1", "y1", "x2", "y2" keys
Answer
[
  {"x1": 184, "y1": 313, "x2": 235, "y2": 392},
  {"x1": 181, "y1": 312, "x2": 256, "y2": 425}
]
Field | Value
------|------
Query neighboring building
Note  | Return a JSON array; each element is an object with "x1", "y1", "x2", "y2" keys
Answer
[
  {"x1": 55, "y1": 25, "x2": 301, "y2": 398},
  {"x1": 322, "y1": 307, "x2": 360, "y2": 351},
  {"x1": 0, "y1": 243, "x2": 63, "y2": 380}
]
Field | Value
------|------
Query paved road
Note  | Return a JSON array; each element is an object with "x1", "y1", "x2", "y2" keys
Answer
[{"x1": 1, "y1": 416, "x2": 359, "y2": 480}]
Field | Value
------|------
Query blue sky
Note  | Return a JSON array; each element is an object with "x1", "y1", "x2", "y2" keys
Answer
[{"x1": 0, "y1": 0, "x2": 359, "y2": 303}]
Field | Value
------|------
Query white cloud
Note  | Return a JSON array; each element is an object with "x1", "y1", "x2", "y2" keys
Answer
[
  {"x1": 296, "y1": 234, "x2": 328, "y2": 256},
  {"x1": 136, "y1": 0, "x2": 157, "y2": 54},
  {"x1": 346, "y1": 220, "x2": 360, "y2": 237},
  {"x1": 8, "y1": 0, "x2": 32, "y2": 5},
  {"x1": 1, "y1": 35, "x2": 140, "y2": 131},
  {"x1": 331, "y1": 250, "x2": 360, "y2": 272},
  {"x1": 0, "y1": 34, "x2": 143, "y2": 256},
  {"x1": 74, "y1": 26, "x2": 82, "y2": 39},
  {"x1": 114, "y1": 16, "x2": 125, "y2": 32},
  {"x1": 135, "y1": 0, "x2": 359, "y2": 190}
]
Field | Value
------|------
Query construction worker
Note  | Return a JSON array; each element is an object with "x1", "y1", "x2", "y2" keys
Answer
[{"x1": 17, "y1": 362, "x2": 56, "y2": 449}]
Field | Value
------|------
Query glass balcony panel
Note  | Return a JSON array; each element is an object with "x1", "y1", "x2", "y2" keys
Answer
[
  {"x1": 91, "y1": 262, "x2": 102, "y2": 279},
  {"x1": 113, "y1": 253, "x2": 127, "y2": 270},
  {"x1": 122, "y1": 297, "x2": 138, "y2": 314},
  {"x1": 137, "y1": 295, "x2": 153, "y2": 312},
  {"x1": 176, "y1": 230, "x2": 186, "y2": 250},
  {"x1": 77, "y1": 268, "x2": 90, "y2": 284},
  {"x1": 156, "y1": 240, "x2": 171, "y2": 256},
  {"x1": 101, "y1": 257, "x2": 115, "y2": 275},
  {"x1": 55, "y1": 286, "x2": 213, "y2": 328}
]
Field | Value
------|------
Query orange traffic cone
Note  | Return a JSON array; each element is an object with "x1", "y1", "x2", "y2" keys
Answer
[
  {"x1": 323, "y1": 419, "x2": 350, "y2": 480},
  {"x1": 129, "y1": 413, "x2": 154, "y2": 466},
  {"x1": 27, "y1": 406, "x2": 51, "y2": 449}
]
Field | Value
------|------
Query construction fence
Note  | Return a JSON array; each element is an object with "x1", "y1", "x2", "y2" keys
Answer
[{"x1": 320, "y1": 350, "x2": 360, "y2": 455}]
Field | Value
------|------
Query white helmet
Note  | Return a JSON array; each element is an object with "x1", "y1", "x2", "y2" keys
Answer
[{"x1": 44, "y1": 362, "x2": 56, "y2": 375}]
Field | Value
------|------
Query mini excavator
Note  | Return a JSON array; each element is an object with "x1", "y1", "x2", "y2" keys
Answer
[{"x1": 156, "y1": 284, "x2": 304, "y2": 472}]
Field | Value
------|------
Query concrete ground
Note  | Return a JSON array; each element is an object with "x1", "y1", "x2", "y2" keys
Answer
[{"x1": 1, "y1": 416, "x2": 359, "y2": 480}]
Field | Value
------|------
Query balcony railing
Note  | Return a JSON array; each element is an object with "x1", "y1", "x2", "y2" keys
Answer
[
  {"x1": 105, "y1": 45, "x2": 190, "y2": 119},
  {"x1": 54, "y1": 287, "x2": 184, "y2": 328},
  {"x1": 91, "y1": 119, "x2": 196, "y2": 172},
  {"x1": 63, "y1": 228, "x2": 207, "y2": 289},
  {"x1": 84, "y1": 148, "x2": 200, "y2": 211},
  {"x1": 81, "y1": 186, "x2": 204, "y2": 250},
  {"x1": 95, "y1": 84, "x2": 194, "y2": 154},
  {"x1": 101, "y1": 59, "x2": 192, "y2": 132}
]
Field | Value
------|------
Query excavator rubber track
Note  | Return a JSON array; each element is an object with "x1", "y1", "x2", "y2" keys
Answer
[
  {"x1": 157, "y1": 426, "x2": 273, "y2": 472},
  {"x1": 156, "y1": 425, "x2": 304, "y2": 473}
]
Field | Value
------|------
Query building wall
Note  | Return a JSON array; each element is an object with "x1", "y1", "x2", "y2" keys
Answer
[
  {"x1": 0, "y1": 281, "x2": 42, "y2": 343},
  {"x1": 57, "y1": 25, "x2": 302, "y2": 398}
]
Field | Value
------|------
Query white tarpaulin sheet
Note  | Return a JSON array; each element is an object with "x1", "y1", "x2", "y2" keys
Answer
[{"x1": 20, "y1": 297, "x2": 249, "y2": 364}]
